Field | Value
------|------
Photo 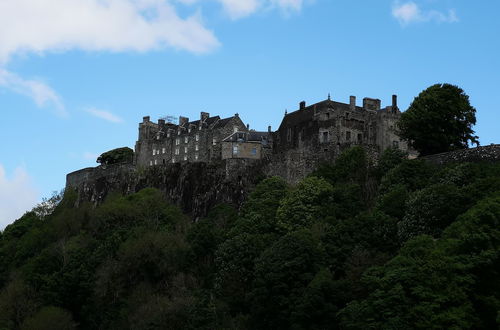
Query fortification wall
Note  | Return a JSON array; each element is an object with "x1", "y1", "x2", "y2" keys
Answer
[{"x1": 421, "y1": 145, "x2": 500, "y2": 165}]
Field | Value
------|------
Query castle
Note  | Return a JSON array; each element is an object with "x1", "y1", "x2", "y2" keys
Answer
[{"x1": 135, "y1": 94, "x2": 409, "y2": 175}]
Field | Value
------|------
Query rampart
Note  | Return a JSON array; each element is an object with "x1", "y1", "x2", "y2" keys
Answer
[{"x1": 421, "y1": 144, "x2": 500, "y2": 165}]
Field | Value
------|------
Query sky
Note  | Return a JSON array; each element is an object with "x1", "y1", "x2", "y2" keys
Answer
[{"x1": 1, "y1": 0, "x2": 499, "y2": 229}]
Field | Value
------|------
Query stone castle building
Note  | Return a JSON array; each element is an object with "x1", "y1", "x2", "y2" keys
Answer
[{"x1": 135, "y1": 94, "x2": 409, "y2": 170}]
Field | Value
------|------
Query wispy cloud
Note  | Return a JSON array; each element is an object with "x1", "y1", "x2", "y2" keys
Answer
[
  {"x1": 180, "y1": 0, "x2": 306, "y2": 20},
  {"x1": 0, "y1": 164, "x2": 39, "y2": 230},
  {"x1": 392, "y1": 1, "x2": 458, "y2": 26},
  {"x1": 0, "y1": 0, "x2": 220, "y2": 63},
  {"x1": 85, "y1": 107, "x2": 124, "y2": 123},
  {"x1": 0, "y1": 68, "x2": 66, "y2": 116}
]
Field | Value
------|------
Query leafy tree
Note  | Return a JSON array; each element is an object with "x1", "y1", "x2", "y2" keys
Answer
[
  {"x1": 20, "y1": 306, "x2": 76, "y2": 330},
  {"x1": 340, "y1": 236, "x2": 475, "y2": 329},
  {"x1": 97, "y1": 147, "x2": 134, "y2": 165},
  {"x1": 397, "y1": 183, "x2": 468, "y2": 242},
  {"x1": 276, "y1": 176, "x2": 334, "y2": 231},
  {"x1": 397, "y1": 83, "x2": 479, "y2": 155},
  {"x1": 250, "y1": 230, "x2": 324, "y2": 329}
]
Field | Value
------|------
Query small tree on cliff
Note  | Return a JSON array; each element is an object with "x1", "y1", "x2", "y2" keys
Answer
[
  {"x1": 397, "y1": 84, "x2": 479, "y2": 156},
  {"x1": 97, "y1": 147, "x2": 134, "y2": 165}
]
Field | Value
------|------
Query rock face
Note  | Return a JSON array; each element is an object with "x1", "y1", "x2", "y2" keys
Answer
[{"x1": 66, "y1": 159, "x2": 265, "y2": 218}]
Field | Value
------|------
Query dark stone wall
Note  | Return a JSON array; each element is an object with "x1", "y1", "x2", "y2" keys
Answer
[{"x1": 421, "y1": 145, "x2": 500, "y2": 165}]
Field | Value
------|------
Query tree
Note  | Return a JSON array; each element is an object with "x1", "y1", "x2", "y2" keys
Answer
[
  {"x1": 96, "y1": 147, "x2": 134, "y2": 165},
  {"x1": 397, "y1": 84, "x2": 479, "y2": 156}
]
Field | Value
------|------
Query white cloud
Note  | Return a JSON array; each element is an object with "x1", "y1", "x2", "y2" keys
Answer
[
  {"x1": 0, "y1": 68, "x2": 66, "y2": 116},
  {"x1": 85, "y1": 107, "x2": 124, "y2": 123},
  {"x1": 0, "y1": 165, "x2": 39, "y2": 230},
  {"x1": 179, "y1": 0, "x2": 305, "y2": 20},
  {"x1": 392, "y1": 1, "x2": 458, "y2": 26},
  {"x1": 0, "y1": 0, "x2": 220, "y2": 63}
]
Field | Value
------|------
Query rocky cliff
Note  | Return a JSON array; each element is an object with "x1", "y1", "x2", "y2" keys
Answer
[{"x1": 66, "y1": 159, "x2": 266, "y2": 219}]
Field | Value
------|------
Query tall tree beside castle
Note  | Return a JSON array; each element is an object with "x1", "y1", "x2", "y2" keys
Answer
[{"x1": 397, "y1": 84, "x2": 479, "y2": 156}]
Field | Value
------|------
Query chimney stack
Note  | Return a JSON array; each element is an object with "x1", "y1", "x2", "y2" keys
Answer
[
  {"x1": 158, "y1": 119, "x2": 165, "y2": 127},
  {"x1": 143, "y1": 116, "x2": 150, "y2": 123},
  {"x1": 200, "y1": 112, "x2": 209, "y2": 122},
  {"x1": 246, "y1": 124, "x2": 250, "y2": 130},
  {"x1": 350, "y1": 96, "x2": 356, "y2": 110},
  {"x1": 300, "y1": 101, "x2": 306, "y2": 110},
  {"x1": 392, "y1": 95, "x2": 398, "y2": 110},
  {"x1": 268, "y1": 125, "x2": 272, "y2": 133},
  {"x1": 179, "y1": 116, "x2": 189, "y2": 126}
]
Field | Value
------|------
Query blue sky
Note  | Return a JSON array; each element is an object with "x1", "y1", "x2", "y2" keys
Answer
[{"x1": 1, "y1": 0, "x2": 499, "y2": 228}]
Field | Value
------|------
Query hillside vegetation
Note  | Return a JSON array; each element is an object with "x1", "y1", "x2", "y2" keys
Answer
[{"x1": 1, "y1": 147, "x2": 499, "y2": 329}]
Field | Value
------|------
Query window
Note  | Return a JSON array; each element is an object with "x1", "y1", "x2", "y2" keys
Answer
[
  {"x1": 184, "y1": 147, "x2": 188, "y2": 153},
  {"x1": 233, "y1": 145, "x2": 238, "y2": 155},
  {"x1": 195, "y1": 144, "x2": 199, "y2": 151},
  {"x1": 150, "y1": 160, "x2": 153, "y2": 166},
  {"x1": 287, "y1": 128, "x2": 292, "y2": 142},
  {"x1": 326, "y1": 112, "x2": 330, "y2": 119},
  {"x1": 175, "y1": 138, "x2": 180, "y2": 146},
  {"x1": 322, "y1": 131, "x2": 329, "y2": 143},
  {"x1": 357, "y1": 134, "x2": 362, "y2": 142},
  {"x1": 195, "y1": 134, "x2": 199, "y2": 141},
  {"x1": 162, "y1": 159, "x2": 165, "y2": 164},
  {"x1": 177, "y1": 130, "x2": 181, "y2": 135},
  {"x1": 346, "y1": 131, "x2": 351, "y2": 141},
  {"x1": 152, "y1": 149, "x2": 155, "y2": 155},
  {"x1": 183, "y1": 155, "x2": 187, "y2": 161},
  {"x1": 162, "y1": 148, "x2": 165, "y2": 154},
  {"x1": 175, "y1": 148, "x2": 179, "y2": 155},
  {"x1": 172, "y1": 158, "x2": 175, "y2": 163},
  {"x1": 233, "y1": 126, "x2": 238, "y2": 133},
  {"x1": 188, "y1": 128, "x2": 191, "y2": 133},
  {"x1": 212, "y1": 138, "x2": 217, "y2": 145},
  {"x1": 154, "y1": 159, "x2": 157, "y2": 165},
  {"x1": 393, "y1": 140, "x2": 399, "y2": 148},
  {"x1": 184, "y1": 136, "x2": 188, "y2": 143},
  {"x1": 167, "y1": 132, "x2": 170, "y2": 138},
  {"x1": 195, "y1": 154, "x2": 199, "y2": 160},
  {"x1": 251, "y1": 148, "x2": 257, "y2": 156}
]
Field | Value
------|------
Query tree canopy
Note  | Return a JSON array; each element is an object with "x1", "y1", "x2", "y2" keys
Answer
[
  {"x1": 96, "y1": 147, "x2": 134, "y2": 165},
  {"x1": 1, "y1": 147, "x2": 499, "y2": 329},
  {"x1": 397, "y1": 83, "x2": 479, "y2": 156}
]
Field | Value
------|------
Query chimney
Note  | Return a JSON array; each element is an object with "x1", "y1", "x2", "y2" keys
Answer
[
  {"x1": 300, "y1": 101, "x2": 306, "y2": 110},
  {"x1": 246, "y1": 124, "x2": 250, "y2": 130},
  {"x1": 235, "y1": 113, "x2": 239, "y2": 118},
  {"x1": 143, "y1": 116, "x2": 150, "y2": 123},
  {"x1": 268, "y1": 125, "x2": 272, "y2": 133},
  {"x1": 158, "y1": 119, "x2": 165, "y2": 127},
  {"x1": 179, "y1": 116, "x2": 189, "y2": 126},
  {"x1": 392, "y1": 95, "x2": 398, "y2": 110},
  {"x1": 200, "y1": 112, "x2": 209, "y2": 121},
  {"x1": 350, "y1": 96, "x2": 356, "y2": 110}
]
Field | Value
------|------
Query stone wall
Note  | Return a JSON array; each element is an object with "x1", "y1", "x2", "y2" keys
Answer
[{"x1": 421, "y1": 145, "x2": 500, "y2": 165}]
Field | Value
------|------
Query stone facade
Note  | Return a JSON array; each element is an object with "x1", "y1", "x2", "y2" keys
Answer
[
  {"x1": 135, "y1": 112, "x2": 248, "y2": 167},
  {"x1": 266, "y1": 95, "x2": 411, "y2": 183},
  {"x1": 222, "y1": 130, "x2": 272, "y2": 160}
]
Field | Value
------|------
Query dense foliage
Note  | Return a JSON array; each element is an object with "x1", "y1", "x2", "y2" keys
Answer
[
  {"x1": 397, "y1": 84, "x2": 479, "y2": 155},
  {"x1": 96, "y1": 147, "x2": 134, "y2": 165},
  {"x1": 1, "y1": 147, "x2": 499, "y2": 329}
]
